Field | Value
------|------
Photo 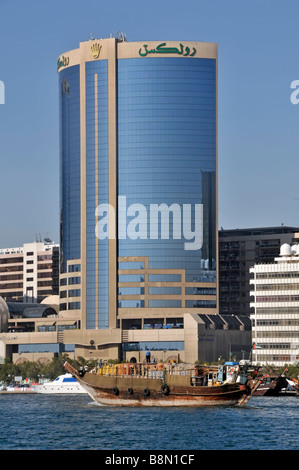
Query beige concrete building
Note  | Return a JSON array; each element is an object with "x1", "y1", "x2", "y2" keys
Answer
[
  {"x1": 0, "y1": 241, "x2": 59, "y2": 303},
  {"x1": 0, "y1": 294, "x2": 251, "y2": 365}
]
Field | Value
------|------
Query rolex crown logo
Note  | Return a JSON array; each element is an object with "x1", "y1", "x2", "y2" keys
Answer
[{"x1": 91, "y1": 42, "x2": 102, "y2": 59}]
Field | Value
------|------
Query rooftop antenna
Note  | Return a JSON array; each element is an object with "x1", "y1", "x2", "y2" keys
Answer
[
  {"x1": 44, "y1": 232, "x2": 53, "y2": 244},
  {"x1": 112, "y1": 31, "x2": 127, "y2": 42}
]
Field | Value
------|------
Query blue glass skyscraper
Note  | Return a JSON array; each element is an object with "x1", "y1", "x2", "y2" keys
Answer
[{"x1": 58, "y1": 37, "x2": 218, "y2": 361}]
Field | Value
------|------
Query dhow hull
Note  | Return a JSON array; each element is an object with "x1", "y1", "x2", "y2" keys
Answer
[{"x1": 65, "y1": 363, "x2": 247, "y2": 407}]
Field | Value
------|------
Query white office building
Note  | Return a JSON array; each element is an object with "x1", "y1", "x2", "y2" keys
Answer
[{"x1": 250, "y1": 243, "x2": 299, "y2": 366}]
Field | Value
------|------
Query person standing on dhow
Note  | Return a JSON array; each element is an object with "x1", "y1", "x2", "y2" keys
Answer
[{"x1": 145, "y1": 350, "x2": 151, "y2": 363}]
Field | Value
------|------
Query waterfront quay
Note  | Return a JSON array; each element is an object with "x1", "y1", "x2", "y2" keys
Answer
[{"x1": 0, "y1": 384, "x2": 36, "y2": 394}]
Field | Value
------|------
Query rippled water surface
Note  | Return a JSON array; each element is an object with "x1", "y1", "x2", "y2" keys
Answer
[{"x1": 0, "y1": 394, "x2": 298, "y2": 450}]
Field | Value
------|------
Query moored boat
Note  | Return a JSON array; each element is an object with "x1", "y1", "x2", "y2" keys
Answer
[
  {"x1": 253, "y1": 369, "x2": 291, "y2": 396},
  {"x1": 253, "y1": 375, "x2": 287, "y2": 396},
  {"x1": 279, "y1": 378, "x2": 299, "y2": 396},
  {"x1": 32, "y1": 373, "x2": 87, "y2": 394},
  {"x1": 64, "y1": 360, "x2": 261, "y2": 407}
]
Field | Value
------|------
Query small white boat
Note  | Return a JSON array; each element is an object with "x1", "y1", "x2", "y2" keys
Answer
[{"x1": 33, "y1": 373, "x2": 87, "y2": 394}]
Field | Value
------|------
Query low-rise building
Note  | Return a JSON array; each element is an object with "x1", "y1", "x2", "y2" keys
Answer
[
  {"x1": 0, "y1": 296, "x2": 78, "y2": 364},
  {"x1": 0, "y1": 293, "x2": 252, "y2": 364}
]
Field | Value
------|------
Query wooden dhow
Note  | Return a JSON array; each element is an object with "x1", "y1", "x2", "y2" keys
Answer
[{"x1": 64, "y1": 360, "x2": 261, "y2": 407}]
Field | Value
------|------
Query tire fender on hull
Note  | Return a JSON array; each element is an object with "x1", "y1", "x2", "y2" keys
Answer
[{"x1": 161, "y1": 384, "x2": 170, "y2": 395}]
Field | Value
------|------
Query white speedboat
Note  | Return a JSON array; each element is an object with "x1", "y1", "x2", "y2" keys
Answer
[{"x1": 33, "y1": 373, "x2": 87, "y2": 394}]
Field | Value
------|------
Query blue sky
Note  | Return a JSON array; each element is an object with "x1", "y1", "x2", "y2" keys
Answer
[{"x1": 0, "y1": 0, "x2": 298, "y2": 247}]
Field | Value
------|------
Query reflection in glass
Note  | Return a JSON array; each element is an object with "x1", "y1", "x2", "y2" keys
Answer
[{"x1": 117, "y1": 58, "x2": 216, "y2": 308}]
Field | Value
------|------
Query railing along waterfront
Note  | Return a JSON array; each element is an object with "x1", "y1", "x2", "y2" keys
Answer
[{"x1": 93, "y1": 363, "x2": 200, "y2": 379}]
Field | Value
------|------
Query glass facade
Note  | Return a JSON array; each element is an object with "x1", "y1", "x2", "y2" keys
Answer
[
  {"x1": 85, "y1": 61, "x2": 109, "y2": 329},
  {"x1": 59, "y1": 46, "x2": 217, "y2": 327},
  {"x1": 59, "y1": 66, "x2": 81, "y2": 273},
  {"x1": 117, "y1": 58, "x2": 216, "y2": 296},
  {"x1": 122, "y1": 341, "x2": 184, "y2": 352}
]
